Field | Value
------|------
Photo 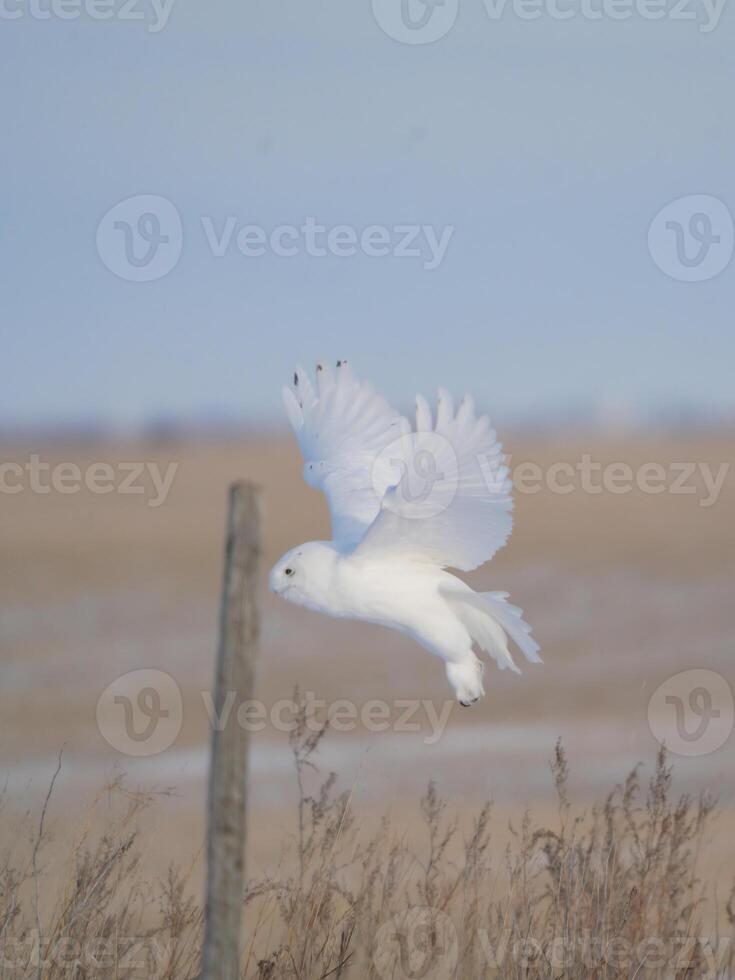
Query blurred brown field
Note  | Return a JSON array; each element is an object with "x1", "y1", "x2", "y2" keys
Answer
[{"x1": 0, "y1": 431, "x2": 733, "y2": 928}]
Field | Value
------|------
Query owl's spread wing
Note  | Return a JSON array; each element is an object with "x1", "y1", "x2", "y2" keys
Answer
[
  {"x1": 282, "y1": 361, "x2": 407, "y2": 549},
  {"x1": 353, "y1": 388, "x2": 513, "y2": 570}
]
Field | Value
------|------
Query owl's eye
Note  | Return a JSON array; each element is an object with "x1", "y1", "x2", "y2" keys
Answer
[{"x1": 284, "y1": 567, "x2": 294, "y2": 576}]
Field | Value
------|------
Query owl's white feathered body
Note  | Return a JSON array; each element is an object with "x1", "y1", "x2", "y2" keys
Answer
[{"x1": 270, "y1": 362, "x2": 541, "y2": 705}]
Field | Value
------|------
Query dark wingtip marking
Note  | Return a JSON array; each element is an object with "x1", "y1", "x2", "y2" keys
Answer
[
  {"x1": 316, "y1": 362, "x2": 323, "y2": 372},
  {"x1": 293, "y1": 372, "x2": 298, "y2": 386},
  {"x1": 336, "y1": 360, "x2": 342, "y2": 367}
]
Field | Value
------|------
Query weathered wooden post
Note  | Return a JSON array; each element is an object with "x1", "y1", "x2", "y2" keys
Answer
[{"x1": 202, "y1": 481, "x2": 261, "y2": 980}]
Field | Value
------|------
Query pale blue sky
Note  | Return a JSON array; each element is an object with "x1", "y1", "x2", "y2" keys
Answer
[{"x1": 2, "y1": 0, "x2": 734, "y2": 428}]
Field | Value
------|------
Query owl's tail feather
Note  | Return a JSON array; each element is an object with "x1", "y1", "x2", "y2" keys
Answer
[{"x1": 442, "y1": 588, "x2": 541, "y2": 674}]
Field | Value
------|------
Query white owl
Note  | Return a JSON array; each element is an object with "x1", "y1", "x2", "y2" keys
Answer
[{"x1": 270, "y1": 361, "x2": 541, "y2": 705}]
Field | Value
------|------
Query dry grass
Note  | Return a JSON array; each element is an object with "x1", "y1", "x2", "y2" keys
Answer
[{"x1": 1, "y1": 691, "x2": 733, "y2": 979}]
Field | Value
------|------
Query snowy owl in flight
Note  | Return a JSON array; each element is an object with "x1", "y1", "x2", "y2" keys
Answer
[{"x1": 270, "y1": 361, "x2": 541, "y2": 705}]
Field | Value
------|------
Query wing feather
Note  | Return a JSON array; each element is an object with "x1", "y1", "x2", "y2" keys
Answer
[
  {"x1": 283, "y1": 365, "x2": 515, "y2": 569},
  {"x1": 415, "y1": 394, "x2": 432, "y2": 432},
  {"x1": 282, "y1": 361, "x2": 406, "y2": 548},
  {"x1": 353, "y1": 389, "x2": 514, "y2": 570}
]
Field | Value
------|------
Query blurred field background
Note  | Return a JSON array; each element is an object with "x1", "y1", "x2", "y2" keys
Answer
[{"x1": 1, "y1": 428, "x2": 733, "y2": 931}]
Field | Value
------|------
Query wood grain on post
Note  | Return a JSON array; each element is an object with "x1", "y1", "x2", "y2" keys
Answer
[{"x1": 202, "y1": 482, "x2": 261, "y2": 980}]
